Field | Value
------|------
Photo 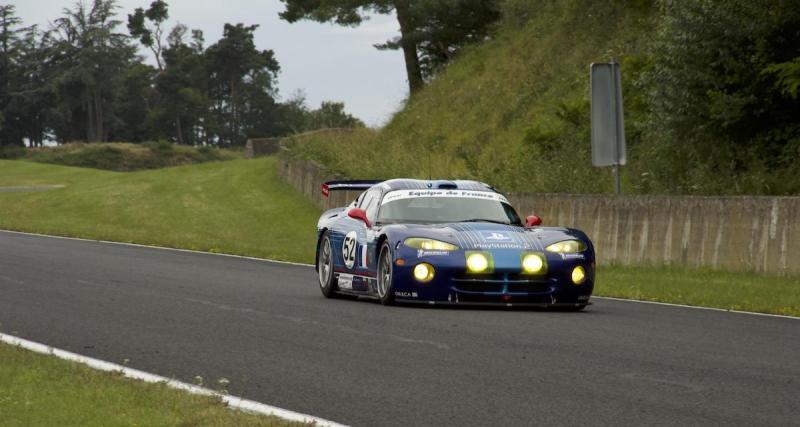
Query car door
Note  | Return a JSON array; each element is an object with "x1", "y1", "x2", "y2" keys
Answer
[{"x1": 331, "y1": 188, "x2": 381, "y2": 293}]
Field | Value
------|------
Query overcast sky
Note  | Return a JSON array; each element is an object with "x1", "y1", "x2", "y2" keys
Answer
[{"x1": 11, "y1": 0, "x2": 408, "y2": 126}]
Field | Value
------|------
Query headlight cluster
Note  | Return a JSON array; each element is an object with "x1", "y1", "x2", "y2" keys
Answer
[
  {"x1": 404, "y1": 238, "x2": 459, "y2": 251},
  {"x1": 545, "y1": 240, "x2": 587, "y2": 254}
]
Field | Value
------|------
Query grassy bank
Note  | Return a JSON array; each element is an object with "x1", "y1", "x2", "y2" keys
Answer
[
  {"x1": 0, "y1": 342, "x2": 301, "y2": 427},
  {"x1": 0, "y1": 142, "x2": 239, "y2": 171},
  {"x1": 282, "y1": 1, "x2": 653, "y2": 193},
  {"x1": 0, "y1": 157, "x2": 320, "y2": 263},
  {"x1": 0, "y1": 158, "x2": 797, "y2": 316}
]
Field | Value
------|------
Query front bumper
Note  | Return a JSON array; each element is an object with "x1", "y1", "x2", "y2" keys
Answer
[{"x1": 391, "y1": 245, "x2": 594, "y2": 306}]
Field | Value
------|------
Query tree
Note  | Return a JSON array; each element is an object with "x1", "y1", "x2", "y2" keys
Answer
[
  {"x1": 205, "y1": 23, "x2": 280, "y2": 145},
  {"x1": 0, "y1": 4, "x2": 24, "y2": 145},
  {"x1": 51, "y1": 0, "x2": 138, "y2": 142},
  {"x1": 646, "y1": 0, "x2": 800, "y2": 172},
  {"x1": 151, "y1": 24, "x2": 209, "y2": 144},
  {"x1": 127, "y1": 0, "x2": 169, "y2": 71},
  {"x1": 278, "y1": 0, "x2": 500, "y2": 94},
  {"x1": 307, "y1": 101, "x2": 365, "y2": 129},
  {"x1": 9, "y1": 25, "x2": 53, "y2": 146}
]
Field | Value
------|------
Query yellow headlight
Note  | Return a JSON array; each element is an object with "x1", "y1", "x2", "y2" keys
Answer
[
  {"x1": 413, "y1": 263, "x2": 435, "y2": 282},
  {"x1": 465, "y1": 252, "x2": 490, "y2": 273},
  {"x1": 404, "y1": 238, "x2": 459, "y2": 251},
  {"x1": 572, "y1": 266, "x2": 586, "y2": 284},
  {"x1": 521, "y1": 253, "x2": 545, "y2": 274},
  {"x1": 545, "y1": 240, "x2": 587, "y2": 254}
]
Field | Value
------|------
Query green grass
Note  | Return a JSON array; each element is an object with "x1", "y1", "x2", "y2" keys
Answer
[
  {"x1": 0, "y1": 342, "x2": 302, "y2": 427},
  {"x1": 0, "y1": 157, "x2": 320, "y2": 263},
  {"x1": 0, "y1": 142, "x2": 240, "y2": 172},
  {"x1": 597, "y1": 265, "x2": 800, "y2": 317}
]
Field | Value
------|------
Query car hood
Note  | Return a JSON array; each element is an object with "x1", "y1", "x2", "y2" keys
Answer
[{"x1": 383, "y1": 222, "x2": 584, "y2": 251}]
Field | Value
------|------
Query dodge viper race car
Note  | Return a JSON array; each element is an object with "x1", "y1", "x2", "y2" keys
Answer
[{"x1": 315, "y1": 179, "x2": 595, "y2": 309}]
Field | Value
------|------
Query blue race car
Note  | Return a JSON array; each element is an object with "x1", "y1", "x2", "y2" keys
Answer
[{"x1": 315, "y1": 179, "x2": 595, "y2": 309}]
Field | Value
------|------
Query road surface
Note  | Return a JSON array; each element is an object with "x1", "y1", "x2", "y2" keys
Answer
[{"x1": 1, "y1": 231, "x2": 797, "y2": 426}]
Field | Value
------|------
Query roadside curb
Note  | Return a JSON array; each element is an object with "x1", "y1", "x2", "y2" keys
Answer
[{"x1": 0, "y1": 332, "x2": 347, "y2": 427}]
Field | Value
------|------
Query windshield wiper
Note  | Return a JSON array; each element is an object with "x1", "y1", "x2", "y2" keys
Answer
[{"x1": 462, "y1": 218, "x2": 511, "y2": 225}]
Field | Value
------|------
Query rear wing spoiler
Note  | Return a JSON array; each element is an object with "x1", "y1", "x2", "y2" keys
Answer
[{"x1": 321, "y1": 180, "x2": 384, "y2": 197}]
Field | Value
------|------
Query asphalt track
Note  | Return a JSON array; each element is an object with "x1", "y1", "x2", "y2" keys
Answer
[{"x1": 1, "y1": 231, "x2": 798, "y2": 426}]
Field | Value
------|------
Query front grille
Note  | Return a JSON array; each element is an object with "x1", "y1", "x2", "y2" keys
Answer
[
  {"x1": 456, "y1": 293, "x2": 551, "y2": 304},
  {"x1": 454, "y1": 282, "x2": 504, "y2": 293},
  {"x1": 507, "y1": 282, "x2": 551, "y2": 293},
  {"x1": 452, "y1": 272, "x2": 552, "y2": 294}
]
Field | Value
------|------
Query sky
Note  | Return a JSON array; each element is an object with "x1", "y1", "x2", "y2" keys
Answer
[{"x1": 10, "y1": 0, "x2": 408, "y2": 127}]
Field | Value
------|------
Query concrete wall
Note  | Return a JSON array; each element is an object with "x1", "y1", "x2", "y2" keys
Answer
[{"x1": 277, "y1": 150, "x2": 800, "y2": 274}]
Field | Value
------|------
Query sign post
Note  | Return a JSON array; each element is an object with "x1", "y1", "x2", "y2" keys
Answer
[{"x1": 590, "y1": 61, "x2": 626, "y2": 194}]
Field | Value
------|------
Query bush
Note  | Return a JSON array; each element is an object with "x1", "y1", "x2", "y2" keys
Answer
[{"x1": 16, "y1": 143, "x2": 239, "y2": 171}]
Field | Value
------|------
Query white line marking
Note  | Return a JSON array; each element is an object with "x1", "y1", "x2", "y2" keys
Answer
[
  {"x1": 0, "y1": 332, "x2": 347, "y2": 427},
  {"x1": 592, "y1": 296, "x2": 798, "y2": 320},
  {"x1": 2, "y1": 229, "x2": 796, "y2": 320}
]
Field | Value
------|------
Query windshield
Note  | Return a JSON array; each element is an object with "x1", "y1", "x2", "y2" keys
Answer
[{"x1": 377, "y1": 190, "x2": 521, "y2": 225}]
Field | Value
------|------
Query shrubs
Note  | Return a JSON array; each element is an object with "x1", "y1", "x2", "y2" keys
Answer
[{"x1": 17, "y1": 142, "x2": 238, "y2": 171}]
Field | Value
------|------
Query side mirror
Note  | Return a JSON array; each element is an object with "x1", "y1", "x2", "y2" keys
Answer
[
  {"x1": 348, "y1": 208, "x2": 371, "y2": 228},
  {"x1": 525, "y1": 215, "x2": 542, "y2": 227}
]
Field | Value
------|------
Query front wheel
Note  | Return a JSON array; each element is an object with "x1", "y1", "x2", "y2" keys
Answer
[
  {"x1": 376, "y1": 242, "x2": 395, "y2": 305},
  {"x1": 317, "y1": 232, "x2": 337, "y2": 298}
]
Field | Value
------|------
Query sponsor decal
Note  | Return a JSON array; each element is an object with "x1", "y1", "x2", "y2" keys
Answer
[
  {"x1": 417, "y1": 249, "x2": 450, "y2": 257},
  {"x1": 381, "y1": 189, "x2": 509, "y2": 205},
  {"x1": 482, "y1": 231, "x2": 512, "y2": 241},
  {"x1": 342, "y1": 231, "x2": 357, "y2": 269},
  {"x1": 578, "y1": 295, "x2": 590, "y2": 301},
  {"x1": 561, "y1": 253, "x2": 586, "y2": 260},
  {"x1": 337, "y1": 273, "x2": 353, "y2": 290},
  {"x1": 394, "y1": 291, "x2": 419, "y2": 298},
  {"x1": 473, "y1": 243, "x2": 525, "y2": 250}
]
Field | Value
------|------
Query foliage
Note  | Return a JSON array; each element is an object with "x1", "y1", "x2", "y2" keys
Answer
[
  {"x1": 640, "y1": 0, "x2": 800, "y2": 194},
  {"x1": 279, "y1": 0, "x2": 501, "y2": 93},
  {"x1": 17, "y1": 142, "x2": 238, "y2": 171},
  {"x1": 278, "y1": 92, "x2": 365, "y2": 133},
  {"x1": 0, "y1": 0, "x2": 363, "y2": 147},
  {"x1": 127, "y1": 0, "x2": 169, "y2": 70}
]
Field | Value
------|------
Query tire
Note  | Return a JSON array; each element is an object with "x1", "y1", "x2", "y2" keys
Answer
[
  {"x1": 376, "y1": 242, "x2": 395, "y2": 305},
  {"x1": 317, "y1": 232, "x2": 337, "y2": 298}
]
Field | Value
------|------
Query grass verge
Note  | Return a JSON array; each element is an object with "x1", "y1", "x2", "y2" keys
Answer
[
  {"x1": 598, "y1": 265, "x2": 799, "y2": 316},
  {"x1": 0, "y1": 342, "x2": 302, "y2": 427}
]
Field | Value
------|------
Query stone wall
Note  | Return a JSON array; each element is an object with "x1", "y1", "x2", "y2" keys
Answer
[{"x1": 277, "y1": 150, "x2": 800, "y2": 274}]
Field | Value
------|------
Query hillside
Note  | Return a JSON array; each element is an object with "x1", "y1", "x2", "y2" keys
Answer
[{"x1": 284, "y1": 0, "x2": 800, "y2": 195}]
